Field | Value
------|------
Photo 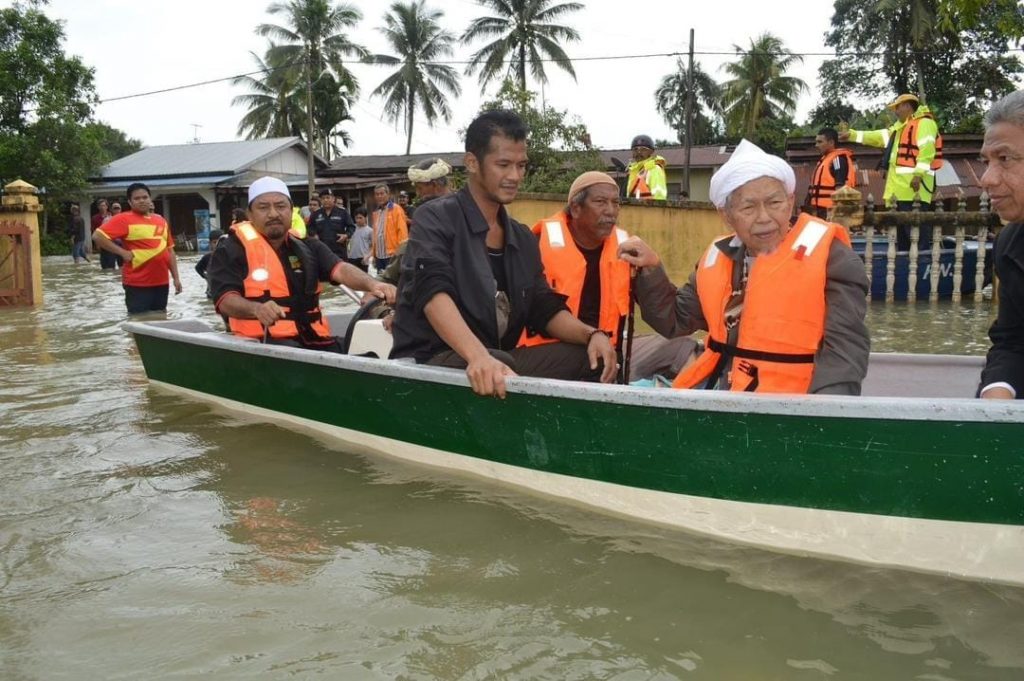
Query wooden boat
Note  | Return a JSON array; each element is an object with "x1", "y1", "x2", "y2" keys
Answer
[
  {"x1": 124, "y1": 312, "x2": 1024, "y2": 586},
  {"x1": 851, "y1": 236, "x2": 993, "y2": 299}
]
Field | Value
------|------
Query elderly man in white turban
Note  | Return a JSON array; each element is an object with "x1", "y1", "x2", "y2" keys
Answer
[
  {"x1": 207, "y1": 176, "x2": 396, "y2": 352},
  {"x1": 618, "y1": 140, "x2": 870, "y2": 394}
]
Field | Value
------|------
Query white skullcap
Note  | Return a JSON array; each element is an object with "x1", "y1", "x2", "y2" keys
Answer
[
  {"x1": 408, "y1": 158, "x2": 452, "y2": 183},
  {"x1": 248, "y1": 176, "x2": 291, "y2": 205},
  {"x1": 708, "y1": 139, "x2": 795, "y2": 208}
]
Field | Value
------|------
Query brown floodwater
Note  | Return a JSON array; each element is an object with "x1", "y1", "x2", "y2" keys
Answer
[{"x1": 1, "y1": 256, "x2": 1020, "y2": 679}]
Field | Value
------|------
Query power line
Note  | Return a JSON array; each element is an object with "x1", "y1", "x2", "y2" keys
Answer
[{"x1": 83, "y1": 46, "x2": 1023, "y2": 108}]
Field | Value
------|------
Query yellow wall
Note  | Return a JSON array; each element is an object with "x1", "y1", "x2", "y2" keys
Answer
[{"x1": 508, "y1": 193, "x2": 727, "y2": 284}]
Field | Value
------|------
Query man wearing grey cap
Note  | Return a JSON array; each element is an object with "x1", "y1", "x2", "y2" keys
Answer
[
  {"x1": 619, "y1": 140, "x2": 870, "y2": 395},
  {"x1": 208, "y1": 177, "x2": 395, "y2": 351}
]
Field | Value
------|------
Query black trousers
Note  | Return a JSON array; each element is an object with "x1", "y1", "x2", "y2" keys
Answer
[
  {"x1": 124, "y1": 285, "x2": 169, "y2": 314},
  {"x1": 427, "y1": 343, "x2": 602, "y2": 382},
  {"x1": 896, "y1": 200, "x2": 934, "y2": 251}
]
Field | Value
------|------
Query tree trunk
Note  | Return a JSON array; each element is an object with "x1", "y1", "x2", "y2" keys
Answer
[
  {"x1": 405, "y1": 93, "x2": 415, "y2": 155},
  {"x1": 518, "y1": 43, "x2": 527, "y2": 92}
]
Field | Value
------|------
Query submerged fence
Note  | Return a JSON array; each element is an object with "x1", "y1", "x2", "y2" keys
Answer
[{"x1": 831, "y1": 188, "x2": 1003, "y2": 303}]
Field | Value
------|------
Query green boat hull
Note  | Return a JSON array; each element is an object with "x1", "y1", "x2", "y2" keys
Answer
[{"x1": 126, "y1": 319, "x2": 1024, "y2": 585}]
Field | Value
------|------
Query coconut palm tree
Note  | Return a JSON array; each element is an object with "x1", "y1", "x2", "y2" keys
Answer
[
  {"x1": 654, "y1": 58, "x2": 723, "y2": 145},
  {"x1": 462, "y1": 0, "x2": 583, "y2": 92},
  {"x1": 255, "y1": 0, "x2": 367, "y2": 162},
  {"x1": 231, "y1": 49, "x2": 305, "y2": 140},
  {"x1": 366, "y1": 1, "x2": 461, "y2": 154},
  {"x1": 721, "y1": 32, "x2": 807, "y2": 141}
]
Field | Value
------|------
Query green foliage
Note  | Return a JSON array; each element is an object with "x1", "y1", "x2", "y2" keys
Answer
[
  {"x1": 85, "y1": 121, "x2": 143, "y2": 164},
  {"x1": 654, "y1": 58, "x2": 725, "y2": 146},
  {"x1": 462, "y1": 0, "x2": 583, "y2": 92},
  {"x1": 39, "y1": 230, "x2": 68, "y2": 256},
  {"x1": 819, "y1": 0, "x2": 1024, "y2": 132},
  {"x1": 0, "y1": 2, "x2": 98, "y2": 217},
  {"x1": 367, "y1": 0, "x2": 461, "y2": 154},
  {"x1": 480, "y1": 81, "x2": 604, "y2": 196},
  {"x1": 721, "y1": 33, "x2": 807, "y2": 145},
  {"x1": 249, "y1": 0, "x2": 367, "y2": 158}
]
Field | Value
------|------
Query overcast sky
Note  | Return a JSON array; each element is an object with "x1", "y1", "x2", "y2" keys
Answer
[{"x1": 25, "y1": 0, "x2": 838, "y2": 155}]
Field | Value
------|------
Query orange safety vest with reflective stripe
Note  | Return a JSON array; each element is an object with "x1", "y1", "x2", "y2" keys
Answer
[
  {"x1": 896, "y1": 113, "x2": 943, "y2": 171},
  {"x1": 228, "y1": 222, "x2": 331, "y2": 340},
  {"x1": 519, "y1": 212, "x2": 632, "y2": 348},
  {"x1": 672, "y1": 214, "x2": 850, "y2": 393},
  {"x1": 808, "y1": 148, "x2": 857, "y2": 209}
]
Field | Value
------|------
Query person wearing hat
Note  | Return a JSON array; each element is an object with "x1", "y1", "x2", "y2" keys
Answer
[
  {"x1": 390, "y1": 109, "x2": 618, "y2": 397},
  {"x1": 618, "y1": 140, "x2": 870, "y2": 394},
  {"x1": 207, "y1": 176, "x2": 395, "y2": 351},
  {"x1": 93, "y1": 182, "x2": 182, "y2": 314},
  {"x1": 308, "y1": 188, "x2": 356, "y2": 259},
  {"x1": 519, "y1": 171, "x2": 697, "y2": 380},
  {"x1": 626, "y1": 134, "x2": 668, "y2": 201},
  {"x1": 840, "y1": 93, "x2": 944, "y2": 249}
]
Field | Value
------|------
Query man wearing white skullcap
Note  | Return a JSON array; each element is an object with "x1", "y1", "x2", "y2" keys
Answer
[
  {"x1": 207, "y1": 176, "x2": 396, "y2": 351},
  {"x1": 618, "y1": 140, "x2": 870, "y2": 395}
]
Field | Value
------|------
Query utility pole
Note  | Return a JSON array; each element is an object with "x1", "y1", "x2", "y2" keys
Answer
[
  {"x1": 304, "y1": 50, "x2": 317, "y2": 202},
  {"x1": 683, "y1": 28, "x2": 694, "y2": 200}
]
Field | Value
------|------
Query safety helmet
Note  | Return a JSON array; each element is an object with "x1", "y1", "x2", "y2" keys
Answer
[{"x1": 630, "y1": 134, "x2": 654, "y2": 149}]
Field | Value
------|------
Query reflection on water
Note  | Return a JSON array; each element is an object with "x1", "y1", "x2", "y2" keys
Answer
[{"x1": 1, "y1": 256, "x2": 1020, "y2": 679}]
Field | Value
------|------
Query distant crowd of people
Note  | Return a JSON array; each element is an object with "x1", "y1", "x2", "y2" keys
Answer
[{"x1": 77, "y1": 87, "x2": 1024, "y2": 401}]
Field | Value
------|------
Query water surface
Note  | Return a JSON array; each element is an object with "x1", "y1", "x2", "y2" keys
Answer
[{"x1": 1, "y1": 257, "x2": 1019, "y2": 679}]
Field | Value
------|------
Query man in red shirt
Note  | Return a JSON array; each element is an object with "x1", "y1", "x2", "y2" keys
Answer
[{"x1": 93, "y1": 182, "x2": 183, "y2": 314}]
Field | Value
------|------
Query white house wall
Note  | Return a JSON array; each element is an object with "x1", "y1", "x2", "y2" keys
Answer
[{"x1": 252, "y1": 148, "x2": 309, "y2": 175}]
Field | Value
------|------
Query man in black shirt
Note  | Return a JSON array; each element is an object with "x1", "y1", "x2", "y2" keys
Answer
[
  {"x1": 208, "y1": 177, "x2": 394, "y2": 351},
  {"x1": 391, "y1": 110, "x2": 618, "y2": 397},
  {"x1": 308, "y1": 188, "x2": 355, "y2": 258}
]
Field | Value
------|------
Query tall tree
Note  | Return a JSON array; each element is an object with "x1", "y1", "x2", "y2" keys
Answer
[
  {"x1": 654, "y1": 58, "x2": 724, "y2": 146},
  {"x1": 819, "y1": 0, "x2": 1024, "y2": 131},
  {"x1": 0, "y1": 1, "x2": 134, "y2": 222},
  {"x1": 462, "y1": 0, "x2": 583, "y2": 92},
  {"x1": 231, "y1": 49, "x2": 305, "y2": 140},
  {"x1": 255, "y1": 0, "x2": 367, "y2": 158},
  {"x1": 366, "y1": 1, "x2": 461, "y2": 154},
  {"x1": 720, "y1": 33, "x2": 807, "y2": 144}
]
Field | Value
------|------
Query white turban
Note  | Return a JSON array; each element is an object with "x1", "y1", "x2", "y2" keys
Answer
[
  {"x1": 408, "y1": 158, "x2": 452, "y2": 183},
  {"x1": 708, "y1": 139, "x2": 795, "y2": 208},
  {"x1": 248, "y1": 176, "x2": 291, "y2": 205}
]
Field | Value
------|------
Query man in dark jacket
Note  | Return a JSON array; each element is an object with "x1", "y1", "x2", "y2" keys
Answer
[
  {"x1": 391, "y1": 110, "x2": 618, "y2": 397},
  {"x1": 978, "y1": 89, "x2": 1024, "y2": 399},
  {"x1": 308, "y1": 188, "x2": 355, "y2": 258}
]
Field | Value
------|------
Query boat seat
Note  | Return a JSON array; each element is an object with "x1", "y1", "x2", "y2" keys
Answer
[{"x1": 347, "y1": 319, "x2": 394, "y2": 358}]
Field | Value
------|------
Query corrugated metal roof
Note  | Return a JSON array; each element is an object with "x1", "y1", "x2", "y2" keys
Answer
[
  {"x1": 91, "y1": 175, "x2": 234, "y2": 189},
  {"x1": 97, "y1": 137, "x2": 323, "y2": 180}
]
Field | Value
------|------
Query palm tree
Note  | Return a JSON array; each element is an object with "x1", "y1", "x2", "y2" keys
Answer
[
  {"x1": 367, "y1": 1, "x2": 462, "y2": 154},
  {"x1": 256, "y1": 0, "x2": 367, "y2": 164},
  {"x1": 462, "y1": 0, "x2": 583, "y2": 92},
  {"x1": 654, "y1": 58, "x2": 723, "y2": 145},
  {"x1": 721, "y1": 32, "x2": 807, "y2": 141},
  {"x1": 232, "y1": 49, "x2": 305, "y2": 140}
]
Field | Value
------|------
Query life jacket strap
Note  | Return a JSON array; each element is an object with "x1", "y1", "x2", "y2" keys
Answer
[{"x1": 707, "y1": 337, "x2": 815, "y2": 364}]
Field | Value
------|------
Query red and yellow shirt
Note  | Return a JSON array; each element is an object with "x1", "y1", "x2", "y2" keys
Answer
[{"x1": 96, "y1": 211, "x2": 174, "y2": 287}]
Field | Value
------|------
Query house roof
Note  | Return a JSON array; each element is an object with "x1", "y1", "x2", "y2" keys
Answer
[
  {"x1": 95, "y1": 137, "x2": 326, "y2": 181},
  {"x1": 322, "y1": 144, "x2": 733, "y2": 179}
]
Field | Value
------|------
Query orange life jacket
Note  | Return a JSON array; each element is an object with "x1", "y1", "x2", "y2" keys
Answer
[
  {"x1": 896, "y1": 113, "x2": 943, "y2": 171},
  {"x1": 228, "y1": 222, "x2": 332, "y2": 340},
  {"x1": 808, "y1": 148, "x2": 857, "y2": 209},
  {"x1": 672, "y1": 214, "x2": 850, "y2": 393},
  {"x1": 519, "y1": 213, "x2": 632, "y2": 347}
]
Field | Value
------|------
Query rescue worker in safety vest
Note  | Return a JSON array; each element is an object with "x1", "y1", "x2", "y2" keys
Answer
[
  {"x1": 626, "y1": 134, "x2": 668, "y2": 201},
  {"x1": 807, "y1": 127, "x2": 856, "y2": 220},
  {"x1": 207, "y1": 176, "x2": 395, "y2": 352},
  {"x1": 618, "y1": 140, "x2": 871, "y2": 395},
  {"x1": 840, "y1": 93, "x2": 943, "y2": 249},
  {"x1": 520, "y1": 171, "x2": 697, "y2": 381}
]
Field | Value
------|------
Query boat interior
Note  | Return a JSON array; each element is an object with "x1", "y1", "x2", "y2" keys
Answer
[{"x1": 144, "y1": 309, "x2": 986, "y2": 401}]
